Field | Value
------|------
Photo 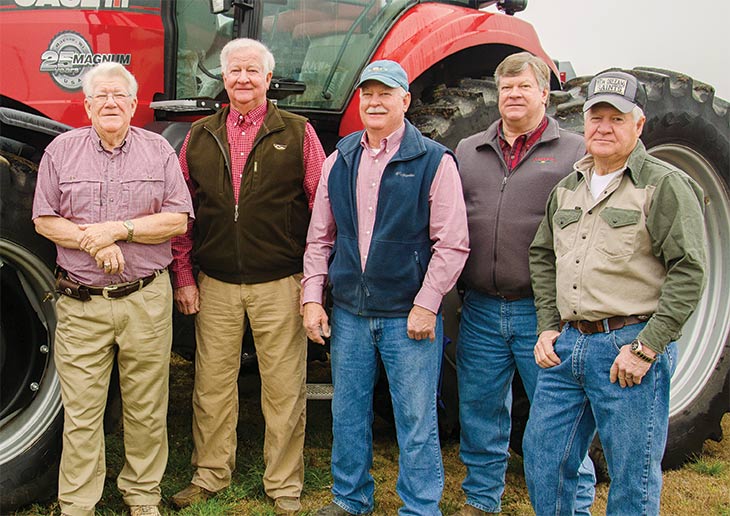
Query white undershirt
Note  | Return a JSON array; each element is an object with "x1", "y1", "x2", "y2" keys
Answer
[{"x1": 590, "y1": 168, "x2": 624, "y2": 200}]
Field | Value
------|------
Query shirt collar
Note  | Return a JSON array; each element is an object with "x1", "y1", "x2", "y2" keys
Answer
[
  {"x1": 229, "y1": 103, "x2": 268, "y2": 128},
  {"x1": 360, "y1": 123, "x2": 406, "y2": 154},
  {"x1": 497, "y1": 116, "x2": 548, "y2": 145},
  {"x1": 91, "y1": 126, "x2": 130, "y2": 153}
]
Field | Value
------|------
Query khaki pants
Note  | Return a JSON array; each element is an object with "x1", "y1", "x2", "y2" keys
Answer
[
  {"x1": 54, "y1": 271, "x2": 172, "y2": 516},
  {"x1": 191, "y1": 272, "x2": 307, "y2": 500}
]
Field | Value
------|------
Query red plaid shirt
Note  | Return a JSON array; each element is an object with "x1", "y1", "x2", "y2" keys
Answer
[
  {"x1": 498, "y1": 116, "x2": 549, "y2": 171},
  {"x1": 171, "y1": 103, "x2": 326, "y2": 288}
]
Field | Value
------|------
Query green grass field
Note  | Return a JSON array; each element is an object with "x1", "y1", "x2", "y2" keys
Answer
[{"x1": 15, "y1": 355, "x2": 730, "y2": 515}]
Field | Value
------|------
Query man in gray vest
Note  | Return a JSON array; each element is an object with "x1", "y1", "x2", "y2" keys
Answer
[
  {"x1": 454, "y1": 52, "x2": 595, "y2": 515},
  {"x1": 302, "y1": 60, "x2": 469, "y2": 515},
  {"x1": 169, "y1": 38, "x2": 326, "y2": 515}
]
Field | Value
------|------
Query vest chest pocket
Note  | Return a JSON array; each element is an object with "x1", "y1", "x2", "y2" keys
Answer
[
  {"x1": 553, "y1": 208, "x2": 582, "y2": 256},
  {"x1": 596, "y1": 207, "x2": 642, "y2": 259}
]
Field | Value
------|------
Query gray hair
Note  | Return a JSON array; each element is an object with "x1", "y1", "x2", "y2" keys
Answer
[
  {"x1": 631, "y1": 105, "x2": 645, "y2": 121},
  {"x1": 220, "y1": 38, "x2": 275, "y2": 75},
  {"x1": 494, "y1": 51, "x2": 551, "y2": 93},
  {"x1": 82, "y1": 62, "x2": 138, "y2": 97}
]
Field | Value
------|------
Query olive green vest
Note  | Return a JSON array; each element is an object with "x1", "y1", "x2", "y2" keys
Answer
[{"x1": 186, "y1": 101, "x2": 309, "y2": 284}]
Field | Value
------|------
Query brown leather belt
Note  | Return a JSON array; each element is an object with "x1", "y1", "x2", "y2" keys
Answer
[
  {"x1": 560, "y1": 315, "x2": 649, "y2": 334},
  {"x1": 56, "y1": 269, "x2": 163, "y2": 301}
]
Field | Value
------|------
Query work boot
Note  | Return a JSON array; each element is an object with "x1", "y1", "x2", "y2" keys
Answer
[
  {"x1": 170, "y1": 483, "x2": 215, "y2": 508},
  {"x1": 274, "y1": 496, "x2": 302, "y2": 515},
  {"x1": 129, "y1": 505, "x2": 160, "y2": 516},
  {"x1": 453, "y1": 505, "x2": 496, "y2": 515},
  {"x1": 314, "y1": 502, "x2": 355, "y2": 515}
]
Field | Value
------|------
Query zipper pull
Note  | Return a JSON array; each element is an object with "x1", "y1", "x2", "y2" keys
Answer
[
  {"x1": 500, "y1": 176, "x2": 508, "y2": 192},
  {"x1": 234, "y1": 204, "x2": 239, "y2": 222}
]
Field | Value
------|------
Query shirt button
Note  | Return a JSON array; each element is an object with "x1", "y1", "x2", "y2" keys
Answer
[
  {"x1": 240, "y1": 152, "x2": 244, "y2": 156},
  {"x1": 573, "y1": 310, "x2": 578, "y2": 315},
  {"x1": 576, "y1": 259, "x2": 580, "y2": 264},
  {"x1": 371, "y1": 182, "x2": 376, "y2": 188},
  {"x1": 242, "y1": 131, "x2": 245, "y2": 136},
  {"x1": 374, "y1": 159, "x2": 379, "y2": 164},
  {"x1": 368, "y1": 206, "x2": 373, "y2": 212},
  {"x1": 365, "y1": 230, "x2": 371, "y2": 235},
  {"x1": 573, "y1": 284, "x2": 577, "y2": 289},
  {"x1": 581, "y1": 234, "x2": 587, "y2": 240},
  {"x1": 588, "y1": 210, "x2": 593, "y2": 215}
]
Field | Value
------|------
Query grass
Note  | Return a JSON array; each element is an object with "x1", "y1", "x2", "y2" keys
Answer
[{"x1": 14, "y1": 355, "x2": 730, "y2": 515}]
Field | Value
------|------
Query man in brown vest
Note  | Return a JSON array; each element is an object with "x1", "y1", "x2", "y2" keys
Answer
[{"x1": 170, "y1": 38, "x2": 326, "y2": 515}]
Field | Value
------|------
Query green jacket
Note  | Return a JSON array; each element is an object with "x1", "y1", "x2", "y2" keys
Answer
[{"x1": 529, "y1": 140, "x2": 706, "y2": 353}]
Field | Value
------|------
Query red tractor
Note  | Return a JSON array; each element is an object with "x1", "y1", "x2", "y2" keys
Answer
[{"x1": 1, "y1": 0, "x2": 728, "y2": 510}]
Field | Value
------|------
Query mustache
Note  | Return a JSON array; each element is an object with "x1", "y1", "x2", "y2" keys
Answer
[{"x1": 366, "y1": 108, "x2": 388, "y2": 114}]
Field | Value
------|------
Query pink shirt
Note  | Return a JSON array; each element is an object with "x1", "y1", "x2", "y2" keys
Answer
[
  {"x1": 302, "y1": 124, "x2": 470, "y2": 314},
  {"x1": 32, "y1": 126, "x2": 194, "y2": 286},
  {"x1": 170, "y1": 103, "x2": 326, "y2": 288}
]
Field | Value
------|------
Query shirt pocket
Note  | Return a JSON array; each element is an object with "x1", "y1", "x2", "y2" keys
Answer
[
  {"x1": 58, "y1": 176, "x2": 102, "y2": 223},
  {"x1": 121, "y1": 171, "x2": 165, "y2": 218},
  {"x1": 596, "y1": 207, "x2": 641, "y2": 259},
  {"x1": 553, "y1": 208, "x2": 582, "y2": 256}
]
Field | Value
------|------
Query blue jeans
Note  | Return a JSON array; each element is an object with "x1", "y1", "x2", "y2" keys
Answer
[
  {"x1": 457, "y1": 291, "x2": 595, "y2": 513},
  {"x1": 524, "y1": 323, "x2": 676, "y2": 516},
  {"x1": 329, "y1": 306, "x2": 444, "y2": 515}
]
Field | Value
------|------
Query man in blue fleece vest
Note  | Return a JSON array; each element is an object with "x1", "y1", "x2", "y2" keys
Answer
[{"x1": 302, "y1": 60, "x2": 469, "y2": 515}]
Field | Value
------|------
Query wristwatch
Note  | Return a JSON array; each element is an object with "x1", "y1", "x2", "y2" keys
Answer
[
  {"x1": 630, "y1": 339, "x2": 656, "y2": 363},
  {"x1": 123, "y1": 220, "x2": 134, "y2": 242}
]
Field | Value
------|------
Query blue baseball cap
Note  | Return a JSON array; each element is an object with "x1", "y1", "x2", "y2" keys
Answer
[{"x1": 356, "y1": 60, "x2": 409, "y2": 92}]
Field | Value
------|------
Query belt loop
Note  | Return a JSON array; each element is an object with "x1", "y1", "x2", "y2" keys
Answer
[{"x1": 602, "y1": 318, "x2": 611, "y2": 333}]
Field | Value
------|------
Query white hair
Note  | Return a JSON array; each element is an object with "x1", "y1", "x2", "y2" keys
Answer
[
  {"x1": 82, "y1": 62, "x2": 138, "y2": 97},
  {"x1": 631, "y1": 105, "x2": 645, "y2": 121},
  {"x1": 220, "y1": 38, "x2": 275, "y2": 74}
]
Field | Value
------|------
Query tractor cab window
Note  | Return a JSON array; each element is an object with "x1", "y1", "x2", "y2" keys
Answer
[
  {"x1": 175, "y1": 0, "x2": 233, "y2": 99},
  {"x1": 261, "y1": 0, "x2": 413, "y2": 110}
]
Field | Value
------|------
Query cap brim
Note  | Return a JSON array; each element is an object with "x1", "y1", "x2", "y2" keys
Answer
[
  {"x1": 584, "y1": 94, "x2": 636, "y2": 113},
  {"x1": 357, "y1": 74, "x2": 403, "y2": 90}
]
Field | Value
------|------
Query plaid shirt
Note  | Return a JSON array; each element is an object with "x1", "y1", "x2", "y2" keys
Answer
[{"x1": 498, "y1": 116, "x2": 549, "y2": 171}]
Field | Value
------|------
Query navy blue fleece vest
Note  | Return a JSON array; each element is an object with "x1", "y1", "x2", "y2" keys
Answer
[{"x1": 328, "y1": 121, "x2": 453, "y2": 317}]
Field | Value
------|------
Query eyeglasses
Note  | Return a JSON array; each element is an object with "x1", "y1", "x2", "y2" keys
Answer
[{"x1": 88, "y1": 92, "x2": 131, "y2": 103}]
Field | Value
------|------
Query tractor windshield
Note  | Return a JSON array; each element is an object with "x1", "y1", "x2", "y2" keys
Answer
[{"x1": 175, "y1": 0, "x2": 413, "y2": 111}]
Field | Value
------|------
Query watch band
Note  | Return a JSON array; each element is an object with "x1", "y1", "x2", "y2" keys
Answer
[
  {"x1": 631, "y1": 340, "x2": 656, "y2": 363},
  {"x1": 124, "y1": 220, "x2": 134, "y2": 242}
]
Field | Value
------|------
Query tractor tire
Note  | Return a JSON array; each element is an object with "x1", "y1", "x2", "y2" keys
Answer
[
  {"x1": 551, "y1": 68, "x2": 730, "y2": 469},
  {"x1": 0, "y1": 151, "x2": 63, "y2": 511}
]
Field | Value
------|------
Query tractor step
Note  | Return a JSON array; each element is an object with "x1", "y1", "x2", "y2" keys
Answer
[{"x1": 306, "y1": 383, "x2": 334, "y2": 400}]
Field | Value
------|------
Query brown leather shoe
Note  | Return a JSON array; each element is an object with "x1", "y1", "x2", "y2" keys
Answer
[
  {"x1": 170, "y1": 483, "x2": 215, "y2": 509},
  {"x1": 129, "y1": 505, "x2": 161, "y2": 516},
  {"x1": 274, "y1": 496, "x2": 302, "y2": 515},
  {"x1": 453, "y1": 505, "x2": 495, "y2": 515}
]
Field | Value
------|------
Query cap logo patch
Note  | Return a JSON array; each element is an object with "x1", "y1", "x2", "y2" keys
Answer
[
  {"x1": 594, "y1": 77, "x2": 628, "y2": 95},
  {"x1": 273, "y1": 143, "x2": 287, "y2": 150}
]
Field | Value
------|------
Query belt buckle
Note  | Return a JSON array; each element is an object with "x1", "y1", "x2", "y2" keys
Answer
[{"x1": 102, "y1": 284, "x2": 119, "y2": 299}]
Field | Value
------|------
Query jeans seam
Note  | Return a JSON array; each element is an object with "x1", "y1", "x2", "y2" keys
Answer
[
  {"x1": 555, "y1": 396, "x2": 590, "y2": 516},
  {"x1": 639, "y1": 363, "x2": 659, "y2": 515}
]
